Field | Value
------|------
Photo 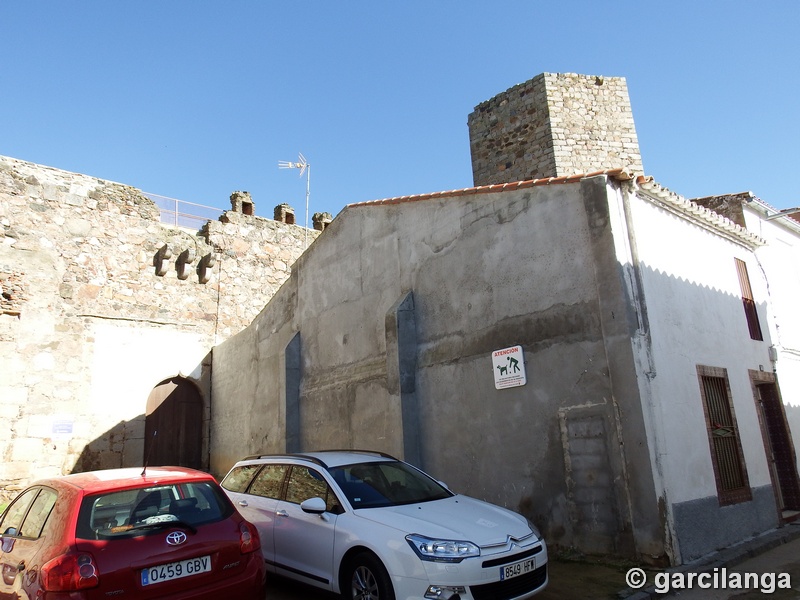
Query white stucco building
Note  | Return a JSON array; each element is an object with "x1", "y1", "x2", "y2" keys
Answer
[
  {"x1": 694, "y1": 192, "x2": 800, "y2": 513},
  {"x1": 624, "y1": 181, "x2": 800, "y2": 561}
]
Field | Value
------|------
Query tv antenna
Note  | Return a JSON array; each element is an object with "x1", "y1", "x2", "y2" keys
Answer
[{"x1": 278, "y1": 153, "x2": 311, "y2": 243}]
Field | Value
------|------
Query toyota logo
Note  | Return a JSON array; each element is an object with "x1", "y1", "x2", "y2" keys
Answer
[{"x1": 166, "y1": 531, "x2": 187, "y2": 546}]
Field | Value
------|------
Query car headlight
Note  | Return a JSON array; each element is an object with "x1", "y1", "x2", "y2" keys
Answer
[
  {"x1": 527, "y1": 519, "x2": 542, "y2": 540},
  {"x1": 406, "y1": 534, "x2": 480, "y2": 563}
]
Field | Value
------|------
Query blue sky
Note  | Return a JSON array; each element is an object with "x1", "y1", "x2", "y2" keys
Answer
[{"x1": 2, "y1": 1, "x2": 798, "y2": 221}]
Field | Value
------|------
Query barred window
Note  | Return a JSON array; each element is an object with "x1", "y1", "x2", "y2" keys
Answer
[{"x1": 697, "y1": 366, "x2": 752, "y2": 505}]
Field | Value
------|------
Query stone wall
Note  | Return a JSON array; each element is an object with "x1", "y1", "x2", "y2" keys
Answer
[
  {"x1": 0, "y1": 155, "x2": 317, "y2": 500},
  {"x1": 692, "y1": 192, "x2": 751, "y2": 228},
  {"x1": 203, "y1": 201, "x2": 319, "y2": 340},
  {"x1": 468, "y1": 72, "x2": 643, "y2": 186}
]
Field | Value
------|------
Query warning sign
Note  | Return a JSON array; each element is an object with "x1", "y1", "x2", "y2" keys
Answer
[{"x1": 491, "y1": 345, "x2": 526, "y2": 389}]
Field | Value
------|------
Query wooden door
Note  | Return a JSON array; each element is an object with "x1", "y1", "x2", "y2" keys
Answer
[
  {"x1": 757, "y1": 382, "x2": 800, "y2": 512},
  {"x1": 143, "y1": 377, "x2": 203, "y2": 469}
]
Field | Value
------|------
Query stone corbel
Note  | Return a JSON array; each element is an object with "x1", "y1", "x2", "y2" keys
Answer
[
  {"x1": 198, "y1": 253, "x2": 217, "y2": 284},
  {"x1": 176, "y1": 248, "x2": 197, "y2": 281},
  {"x1": 154, "y1": 244, "x2": 173, "y2": 276}
]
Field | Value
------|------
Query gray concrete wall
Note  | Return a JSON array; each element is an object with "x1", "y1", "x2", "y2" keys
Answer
[{"x1": 210, "y1": 175, "x2": 664, "y2": 560}]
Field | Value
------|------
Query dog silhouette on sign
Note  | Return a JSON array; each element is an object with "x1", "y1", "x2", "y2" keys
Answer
[{"x1": 497, "y1": 364, "x2": 508, "y2": 376}]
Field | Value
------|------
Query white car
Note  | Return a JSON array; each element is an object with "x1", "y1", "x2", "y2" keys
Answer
[{"x1": 220, "y1": 450, "x2": 547, "y2": 600}]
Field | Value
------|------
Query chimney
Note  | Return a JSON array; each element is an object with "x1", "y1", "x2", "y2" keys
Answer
[
  {"x1": 230, "y1": 191, "x2": 254, "y2": 216},
  {"x1": 312, "y1": 212, "x2": 333, "y2": 231},
  {"x1": 274, "y1": 203, "x2": 296, "y2": 225}
]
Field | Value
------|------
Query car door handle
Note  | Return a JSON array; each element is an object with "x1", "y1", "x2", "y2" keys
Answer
[
  {"x1": 276, "y1": 510, "x2": 288, "y2": 517},
  {"x1": 237, "y1": 500, "x2": 248, "y2": 507}
]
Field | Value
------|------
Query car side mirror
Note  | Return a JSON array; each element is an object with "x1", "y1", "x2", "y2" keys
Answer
[
  {"x1": 438, "y1": 481, "x2": 450, "y2": 490},
  {"x1": 300, "y1": 497, "x2": 327, "y2": 514}
]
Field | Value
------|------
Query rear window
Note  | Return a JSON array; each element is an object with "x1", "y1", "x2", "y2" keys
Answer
[
  {"x1": 76, "y1": 481, "x2": 233, "y2": 540},
  {"x1": 248, "y1": 464, "x2": 288, "y2": 499},
  {"x1": 220, "y1": 465, "x2": 260, "y2": 493}
]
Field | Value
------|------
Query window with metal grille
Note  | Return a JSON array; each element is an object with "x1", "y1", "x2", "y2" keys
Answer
[
  {"x1": 735, "y1": 258, "x2": 763, "y2": 341},
  {"x1": 697, "y1": 366, "x2": 752, "y2": 505}
]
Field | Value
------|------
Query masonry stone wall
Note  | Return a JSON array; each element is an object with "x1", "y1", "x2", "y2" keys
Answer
[
  {"x1": 0, "y1": 155, "x2": 317, "y2": 500},
  {"x1": 468, "y1": 72, "x2": 643, "y2": 185},
  {"x1": 692, "y1": 192, "x2": 750, "y2": 228}
]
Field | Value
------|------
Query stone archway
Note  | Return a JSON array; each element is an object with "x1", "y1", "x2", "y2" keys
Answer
[{"x1": 143, "y1": 377, "x2": 203, "y2": 469}]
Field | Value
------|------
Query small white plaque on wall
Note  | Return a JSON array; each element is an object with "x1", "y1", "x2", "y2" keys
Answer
[{"x1": 52, "y1": 418, "x2": 74, "y2": 439}]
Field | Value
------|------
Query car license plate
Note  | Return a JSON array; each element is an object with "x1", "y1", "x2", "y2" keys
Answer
[
  {"x1": 141, "y1": 555, "x2": 211, "y2": 586},
  {"x1": 500, "y1": 557, "x2": 535, "y2": 581}
]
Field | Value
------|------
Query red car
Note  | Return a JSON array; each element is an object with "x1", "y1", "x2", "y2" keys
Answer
[{"x1": 0, "y1": 467, "x2": 265, "y2": 599}]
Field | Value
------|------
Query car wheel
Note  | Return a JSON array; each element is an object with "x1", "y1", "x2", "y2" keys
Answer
[{"x1": 343, "y1": 552, "x2": 395, "y2": 600}]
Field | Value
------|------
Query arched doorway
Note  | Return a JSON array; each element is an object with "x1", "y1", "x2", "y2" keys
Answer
[{"x1": 143, "y1": 377, "x2": 203, "y2": 469}]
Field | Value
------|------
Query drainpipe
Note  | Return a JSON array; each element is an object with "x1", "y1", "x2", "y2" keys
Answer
[{"x1": 610, "y1": 178, "x2": 679, "y2": 563}]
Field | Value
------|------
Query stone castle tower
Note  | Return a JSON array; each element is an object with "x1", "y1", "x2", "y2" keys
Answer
[{"x1": 468, "y1": 72, "x2": 643, "y2": 186}]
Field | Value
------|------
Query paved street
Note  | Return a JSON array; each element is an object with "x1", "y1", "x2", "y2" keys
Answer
[
  {"x1": 667, "y1": 534, "x2": 800, "y2": 600},
  {"x1": 262, "y1": 557, "x2": 631, "y2": 600},
  {"x1": 266, "y1": 576, "x2": 337, "y2": 600},
  {"x1": 261, "y1": 525, "x2": 800, "y2": 599}
]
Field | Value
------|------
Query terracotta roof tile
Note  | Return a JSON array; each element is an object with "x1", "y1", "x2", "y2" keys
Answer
[
  {"x1": 347, "y1": 169, "x2": 633, "y2": 208},
  {"x1": 344, "y1": 169, "x2": 766, "y2": 250}
]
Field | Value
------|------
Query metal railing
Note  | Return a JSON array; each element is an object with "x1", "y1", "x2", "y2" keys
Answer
[{"x1": 144, "y1": 193, "x2": 224, "y2": 229}]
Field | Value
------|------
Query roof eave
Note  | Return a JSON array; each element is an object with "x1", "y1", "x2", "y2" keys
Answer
[
  {"x1": 347, "y1": 169, "x2": 634, "y2": 209},
  {"x1": 634, "y1": 177, "x2": 766, "y2": 250}
]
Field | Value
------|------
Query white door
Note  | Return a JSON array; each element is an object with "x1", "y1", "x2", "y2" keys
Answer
[{"x1": 272, "y1": 466, "x2": 339, "y2": 588}]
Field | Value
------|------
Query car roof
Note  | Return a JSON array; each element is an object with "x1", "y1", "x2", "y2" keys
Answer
[
  {"x1": 31, "y1": 467, "x2": 215, "y2": 494},
  {"x1": 240, "y1": 450, "x2": 397, "y2": 469}
]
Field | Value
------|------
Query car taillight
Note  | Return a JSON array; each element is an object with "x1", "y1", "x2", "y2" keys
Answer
[
  {"x1": 239, "y1": 520, "x2": 261, "y2": 554},
  {"x1": 41, "y1": 552, "x2": 99, "y2": 592}
]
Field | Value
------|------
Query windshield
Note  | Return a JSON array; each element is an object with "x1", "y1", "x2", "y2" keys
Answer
[
  {"x1": 328, "y1": 460, "x2": 453, "y2": 509},
  {"x1": 76, "y1": 481, "x2": 232, "y2": 540}
]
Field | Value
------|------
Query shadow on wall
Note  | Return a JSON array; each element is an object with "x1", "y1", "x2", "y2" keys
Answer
[
  {"x1": 71, "y1": 416, "x2": 146, "y2": 473},
  {"x1": 143, "y1": 376, "x2": 205, "y2": 470},
  {"x1": 70, "y1": 376, "x2": 207, "y2": 474}
]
